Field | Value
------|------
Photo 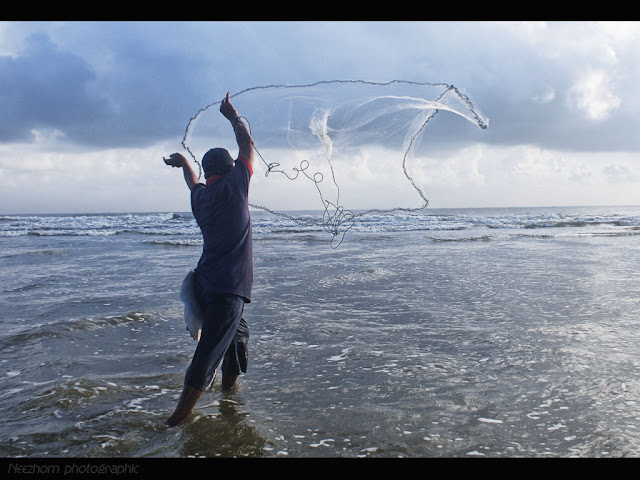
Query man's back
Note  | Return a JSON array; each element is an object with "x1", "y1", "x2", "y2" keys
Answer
[{"x1": 191, "y1": 156, "x2": 253, "y2": 303}]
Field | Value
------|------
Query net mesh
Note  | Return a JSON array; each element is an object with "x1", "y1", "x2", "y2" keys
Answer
[{"x1": 182, "y1": 80, "x2": 488, "y2": 247}]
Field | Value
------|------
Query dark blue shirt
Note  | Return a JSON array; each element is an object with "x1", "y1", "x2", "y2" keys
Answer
[{"x1": 191, "y1": 156, "x2": 253, "y2": 303}]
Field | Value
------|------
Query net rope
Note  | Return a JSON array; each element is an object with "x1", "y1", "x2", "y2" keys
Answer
[{"x1": 181, "y1": 80, "x2": 488, "y2": 247}]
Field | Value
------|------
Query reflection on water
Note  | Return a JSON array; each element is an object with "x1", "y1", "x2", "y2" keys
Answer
[{"x1": 178, "y1": 394, "x2": 268, "y2": 458}]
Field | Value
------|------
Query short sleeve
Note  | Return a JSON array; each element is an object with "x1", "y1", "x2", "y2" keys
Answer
[{"x1": 190, "y1": 183, "x2": 206, "y2": 223}]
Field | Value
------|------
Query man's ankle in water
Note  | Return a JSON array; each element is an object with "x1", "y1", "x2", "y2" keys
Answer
[{"x1": 221, "y1": 373, "x2": 238, "y2": 391}]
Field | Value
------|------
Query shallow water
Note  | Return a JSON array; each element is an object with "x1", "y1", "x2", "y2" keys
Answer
[{"x1": 1, "y1": 206, "x2": 640, "y2": 457}]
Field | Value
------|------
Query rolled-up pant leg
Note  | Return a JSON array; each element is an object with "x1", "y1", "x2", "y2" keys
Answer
[
  {"x1": 184, "y1": 294, "x2": 244, "y2": 392},
  {"x1": 221, "y1": 316, "x2": 249, "y2": 376}
]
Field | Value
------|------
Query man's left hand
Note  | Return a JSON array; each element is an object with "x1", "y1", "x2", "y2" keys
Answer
[{"x1": 164, "y1": 153, "x2": 186, "y2": 168}]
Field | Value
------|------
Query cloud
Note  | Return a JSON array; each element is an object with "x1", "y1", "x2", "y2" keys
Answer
[
  {"x1": 3, "y1": 21, "x2": 640, "y2": 154},
  {"x1": 0, "y1": 25, "x2": 210, "y2": 148},
  {"x1": 567, "y1": 70, "x2": 621, "y2": 121},
  {"x1": 1, "y1": 21, "x2": 640, "y2": 213},
  {"x1": 407, "y1": 21, "x2": 640, "y2": 153},
  {"x1": 0, "y1": 33, "x2": 112, "y2": 143},
  {"x1": 602, "y1": 162, "x2": 638, "y2": 183},
  {"x1": 532, "y1": 86, "x2": 556, "y2": 105},
  {"x1": 0, "y1": 137, "x2": 184, "y2": 214}
]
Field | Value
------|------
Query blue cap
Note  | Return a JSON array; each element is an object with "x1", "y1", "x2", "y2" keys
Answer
[{"x1": 202, "y1": 148, "x2": 234, "y2": 178}]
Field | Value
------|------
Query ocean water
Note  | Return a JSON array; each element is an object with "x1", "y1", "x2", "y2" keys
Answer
[{"x1": 1, "y1": 205, "x2": 640, "y2": 458}]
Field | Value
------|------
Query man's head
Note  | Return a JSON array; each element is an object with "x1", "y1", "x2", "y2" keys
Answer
[{"x1": 202, "y1": 148, "x2": 234, "y2": 178}]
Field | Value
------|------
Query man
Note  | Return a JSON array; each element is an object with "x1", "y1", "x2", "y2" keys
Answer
[{"x1": 163, "y1": 92, "x2": 254, "y2": 428}]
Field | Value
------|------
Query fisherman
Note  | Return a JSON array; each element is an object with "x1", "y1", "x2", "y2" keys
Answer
[{"x1": 163, "y1": 92, "x2": 254, "y2": 427}]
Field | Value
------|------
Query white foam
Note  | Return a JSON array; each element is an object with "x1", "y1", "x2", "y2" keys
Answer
[{"x1": 478, "y1": 418, "x2": 503, "y2": 424}]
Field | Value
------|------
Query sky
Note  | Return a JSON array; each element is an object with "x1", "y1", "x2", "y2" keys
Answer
[{"x1": 1, "y1": 20, "x2": 639, "y2": 214}]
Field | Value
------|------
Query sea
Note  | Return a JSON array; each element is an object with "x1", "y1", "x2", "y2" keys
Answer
[{"x1": 1, "y1": 205, "x2": 640, "y2": 459}]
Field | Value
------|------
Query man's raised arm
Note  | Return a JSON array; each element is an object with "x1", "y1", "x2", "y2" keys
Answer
[
  {"x1": 164, "y1": 153, "x2": 199, "y2": 191},
  {"x1": 220, "y1": 92, "x2": 254, "y2": 170}
]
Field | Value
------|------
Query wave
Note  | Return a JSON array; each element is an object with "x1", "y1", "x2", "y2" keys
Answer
[
  {"x1": 0, "y1": 212, "x2": 199, "y2": 238},
  {"x1": 577, "y1": 230, "x2": 640, "y2": 238},
  {"x1": 1, "y1": 207, "x2": 639, "y2": 240},
  {"x1": 318, "y1": 267, "x2": 393, "y2": 288},
  {"x1": 523, "y1": 219, "x2": 637, "y2": 229},
  {"x1": 426, "y1": 234, "x2": 493, "y2": 242},
  {"x1": 27, "y1": 229, "x2": 119, "y2": 237},
  {"x1": 10, "y1": 374, "x2": 172, "y2": 439},
  {"x1": 0, "y1": 248, "x2": 62, "y2": 260},
  {"x1": 0, "y1": 312, "x2": 150, "y2": 348},
  {"x1": 144, "y1": 239, "x2": 202, "y2": 247}
]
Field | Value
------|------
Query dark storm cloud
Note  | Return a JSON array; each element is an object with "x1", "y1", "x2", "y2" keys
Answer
[
  {"x1": 0, "y1": 30, "x2": 207, "y2": 148},
  {"x1": 2, "y1": 21, "x2": 640, "y2": 155},
  {"x1": 0, "y1": 33, "x2": 113, "y2": 143}
]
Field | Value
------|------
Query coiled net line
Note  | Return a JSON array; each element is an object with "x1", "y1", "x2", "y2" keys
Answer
[{"x1": 181, "y1": 80, "x2": 487, "y2": 248}]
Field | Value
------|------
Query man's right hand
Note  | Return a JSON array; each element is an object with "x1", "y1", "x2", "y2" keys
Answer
[
  {"x1": 220, "y1": 92, "x2": 239, "y2": 123},
  {"x1": 164, "y1": 153, "x2": 186, "y2": 168}
]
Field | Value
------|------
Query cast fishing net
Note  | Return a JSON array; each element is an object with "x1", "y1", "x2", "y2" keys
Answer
[{"x1": 182, "y1": 80, "x2": 488, "y2": 247}]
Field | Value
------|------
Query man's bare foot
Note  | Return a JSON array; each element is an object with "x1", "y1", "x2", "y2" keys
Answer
[
  {"x1": 164, "y1": 385, "x2": 203, "y2": 427},
  {"x1": 164, "y1": 413, "x2": 184, "y2": 428}
]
